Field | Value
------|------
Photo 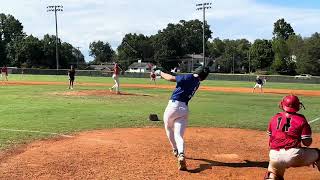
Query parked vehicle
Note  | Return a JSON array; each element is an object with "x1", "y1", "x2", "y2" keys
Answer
[{"x1": 294, "y1": 74, "x2": 312, "y2": 79}]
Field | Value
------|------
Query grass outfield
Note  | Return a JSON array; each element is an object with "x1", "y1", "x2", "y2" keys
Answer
[
  {"x1": 6, "y1": 74, "x2": 320, "y2": 90},
  {"x1": 0, "y1": 74, "x2": 319, "y2": 149}
]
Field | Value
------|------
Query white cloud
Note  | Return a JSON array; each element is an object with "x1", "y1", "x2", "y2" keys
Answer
[{"x1": 1, "y1": 0, "x2": 320, "y2": 61}]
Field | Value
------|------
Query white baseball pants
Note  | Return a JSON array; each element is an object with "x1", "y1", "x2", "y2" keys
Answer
[
  {"x1": 268, "y1": 148, "x2": 319, "y2": 177},
  {"x1": 163, "y1": 100, "x2": 188, "y2": 155},
  {"x1": 111, "y1": 74, "x2": 120, "y2": 92}
]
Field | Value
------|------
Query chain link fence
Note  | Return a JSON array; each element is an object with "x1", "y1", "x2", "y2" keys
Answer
[{"x1": 10, "y1": 68, "x2": 320, "y2": 84}]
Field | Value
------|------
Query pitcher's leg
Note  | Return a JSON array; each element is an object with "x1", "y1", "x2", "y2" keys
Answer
[
  {"x1": 163, "y1": 107, "x2": 177, "y2": 151},
  {"x1": 115, "y1": 76, "x2": 120, "y2": 92},
  {"x1": 174, "y1": 118, "x2": 187, "y2": 155},
  {"x1": 112, "y1": 78, "x2": 117, "y2": 89}
]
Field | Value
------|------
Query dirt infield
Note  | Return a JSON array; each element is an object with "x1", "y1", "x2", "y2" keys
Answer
[
  {"x1": 3, "y1": 80, "x2": 320, "y2": 96},
  {"x1": 1, "y1": 81, "x2": 320, "y2": 179},
  {"x1": 0, "y1": 128, "x2": 319, "y2": 179}
]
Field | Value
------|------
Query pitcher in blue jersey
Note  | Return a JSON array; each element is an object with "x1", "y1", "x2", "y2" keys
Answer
[{"x1": 154, "y1": 66, "x2": 210, "y2": 171}]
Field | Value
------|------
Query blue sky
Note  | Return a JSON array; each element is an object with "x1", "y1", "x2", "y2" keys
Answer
[{"x1": 1, "y1": 0, "x2": 320, "y2": 62}]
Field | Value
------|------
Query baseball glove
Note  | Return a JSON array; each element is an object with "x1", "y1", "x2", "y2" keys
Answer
[{"x1": 149, "y1": 114, "x2": 159, "y2": 121}]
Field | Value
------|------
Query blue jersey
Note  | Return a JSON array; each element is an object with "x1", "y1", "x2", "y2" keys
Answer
[{"x1": 170, "y1": 74, "x2": 200, "y2": 105}]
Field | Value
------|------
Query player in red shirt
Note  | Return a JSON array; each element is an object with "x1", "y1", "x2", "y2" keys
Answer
[
  {"x1": 150, "y1": 70, "x2": 156, "y2": 85},
  {"x1": 109, "y1": 62, "x2": 122, "y2": 94},
  {"x1": 1, "y1": 65, "x2": 8, "y2": 81},
  {"x1": 265, "y1": 95, "x2": 320, "y2": 180}
]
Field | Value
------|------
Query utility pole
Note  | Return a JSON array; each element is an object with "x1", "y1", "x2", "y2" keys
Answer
[
  {"x1": 232, "y1": 53, "x2": 235, "y2": 74},
  {"x1": 47, "y1": 5, "x2": 63, "y2": 70},
  {"x1": 248, "y1": 50, "x2": 251, "y2": 74},
  {"x1": 196, "y1": 2, "x2": 212, "y2": 66}
]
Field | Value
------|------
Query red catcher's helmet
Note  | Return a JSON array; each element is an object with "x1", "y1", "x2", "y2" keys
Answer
[{"x1": 280, "y1": 95, "x2": 303, "y2": 113}]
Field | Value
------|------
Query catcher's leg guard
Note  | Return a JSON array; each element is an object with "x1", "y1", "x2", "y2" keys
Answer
[
  {"x1": 316, "y1": 148, "x2": 320, "y2": 161},
  {"x1": 313, "y1": 148, "x2": 320, "y2": 171},
  {"x1": 264, "y1": 171, "x2": 284, "y2": 180}
]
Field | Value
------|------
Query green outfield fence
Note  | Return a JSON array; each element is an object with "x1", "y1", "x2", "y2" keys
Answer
[{"x1": 10, "y1": 68, "x2": 320, "y2": 84}]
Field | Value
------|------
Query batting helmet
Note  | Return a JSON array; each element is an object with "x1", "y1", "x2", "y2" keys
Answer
[
  {"x1": 194, "y1": 66, "x2": 210, "y2": 81},
  {"x1": 279, "y1": 95, "x2": 304, "y2": 113}
]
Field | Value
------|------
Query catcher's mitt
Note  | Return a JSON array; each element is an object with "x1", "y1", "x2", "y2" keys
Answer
[{"x1": 149, "y1": 114, "x2": 159, "y2": 121}]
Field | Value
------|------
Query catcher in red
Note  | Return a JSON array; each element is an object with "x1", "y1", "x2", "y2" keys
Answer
[{"x1": 265, "y1": 95, "x2": 320, "y2": 180}]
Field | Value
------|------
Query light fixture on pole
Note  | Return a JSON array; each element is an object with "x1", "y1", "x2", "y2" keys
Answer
[
  {"x1": 47, "y1": 5, "x2": 63, "y2": 70},
  {"x1": 196, "y1": 2, "x2": 212, "y2": 66}
]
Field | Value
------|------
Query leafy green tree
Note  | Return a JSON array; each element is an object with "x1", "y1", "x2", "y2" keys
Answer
[
  {"x1": 287, "y1": 35, "x2": 303, "y2": 57},
  {"x1": 41, "y1": 34, "x2": 59, "y2": 68},
  {"x1": 273, "y1": 18, "x2": 295, "y2": 40},
  {"x1": 209, "y1": 39, "x2": 250, "y2": 73},
  {"x1": 117, "y1": 33, "x2": 154, "y2": 69},
  {"x1": 6, "y1": 35, "x2": 43, "y2": 67},
  {"x1": 271, "y1": 38, "x2": 290, "y2": 73},
  {"x1": 0, "y1": 14, "x2": 24, "y2": 44},
  {"x1": 296, "y1": 33, "x2": 320, "y2": 75},
  {"x1": 73, "y1": 48, "x2": 85, "y2": 69},
  {"x1": 89, "y1": 41, "x2": 115, "y2": 64},
  {"x1": 151, "y1": 19, "x2": 212, "y2": 70},
  {"x1": 235, "y1": 39, "x2": 251, "y2": 72},
  {"x1": 250, "y1": 39, "x2": 274, "y2": 70},
  {"x1": 271, "y1": 19, "x2": 296, "y2": 74},
  {"x1": 207, "y1": 38, "x2": 225, "y2": 58},
  {"x1": 60, "y1": 42, "x2": 77, "y2": 68},
  {"x1": 0, "y1": 41, "x2": 8, "y2": 66},
  {"x1": 179, "y1": 20, "x2": 211, "y2": 55},
  {"x1": 0, "y1": 13, "x2": 24, "y2": 65}
]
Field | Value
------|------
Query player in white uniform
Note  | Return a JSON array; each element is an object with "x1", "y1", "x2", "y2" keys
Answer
[
  {"x1": 154, "y1": 66, "x2": 210, "y2": 170},
  {"x1": 110, "y1": 63, "x2": 122, "y2": 94},
  {"x1": 253, "y1": 75, "x2": 264, "y2": 93}
]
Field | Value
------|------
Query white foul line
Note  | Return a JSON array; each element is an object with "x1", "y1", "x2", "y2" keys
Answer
[
  {"x1": 0, "y1": 128, "x2": 74, "y2": 138},
  {"x1": 309, "y1": 117, "x2": 320, "y2": 124}
]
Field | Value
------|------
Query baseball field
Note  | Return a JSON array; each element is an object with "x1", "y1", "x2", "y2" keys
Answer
[{"x1": 0, "y1": 74, "x2": 320, "y2": 179}]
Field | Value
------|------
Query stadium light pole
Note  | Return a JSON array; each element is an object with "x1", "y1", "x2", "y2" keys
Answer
[
  {"x1": 248, "y1": 50, "x2": 251, "y2": 74},
  {"x1": 47, "y1": 5, "x2": 63, "y2": 70},
  {"x1": 196, "y1": 2, "x2": 212, "y2": 66}
]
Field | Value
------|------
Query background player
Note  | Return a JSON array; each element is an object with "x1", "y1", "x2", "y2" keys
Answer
[
  {"x1": 68, "y1": 65, "x2": 76, "y2": 89},
  {"x1": 109, "y1": 62, "x2": 122, "y2": 94},
  {"x1": 154, "y1": 66, "x2": 210, "y2": 171},
  {"x1": 150, "y1": 70, "x2": 156, "y2": 85},
  {"x1": 253, "y1": 75, "x2": 264, "y2": 93},
  {"x1": 1, "y1": 65, "x2": 8, "y2": 81},
  {"x1": 265, "y1": 95, "x2": 320, "y2": 180}
]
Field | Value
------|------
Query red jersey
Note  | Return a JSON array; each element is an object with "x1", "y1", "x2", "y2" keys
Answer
[
  {"x1": 113, "y1": 64, "x2": 120, "y2": 75},
  {"x1": 150, "y1": 72, "x2": 156, "y2": 79},
  {"x1": 267, "y1": 112, "x2": 312, "y2": 150},
  {"x1": 1, "y1": 67, "x2": 8, "y2": 73}
]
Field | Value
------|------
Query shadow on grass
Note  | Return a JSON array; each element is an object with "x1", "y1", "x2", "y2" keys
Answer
[{"x1": 186, "y1": 157, "x2": 269, "y2": 173}]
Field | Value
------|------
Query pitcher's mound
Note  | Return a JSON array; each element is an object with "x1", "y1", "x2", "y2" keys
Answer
[{"x1": 0, "y1": 128, "x2": 319, "y2": 179}]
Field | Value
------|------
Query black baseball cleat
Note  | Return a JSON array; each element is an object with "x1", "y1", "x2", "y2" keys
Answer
[
  {"x1": 172, "y1": 149, "x2": 178, "y2": 157},
  {"x1": 178, "y1": 153, "x2": 187, "y2": 171}
]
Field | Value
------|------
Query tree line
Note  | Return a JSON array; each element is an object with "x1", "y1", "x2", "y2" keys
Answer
[
  {"x1": 0, "y1": 13, "x2": 84, "y2": 69},
  {"x1": 0, "y1": 13, "x2": 319, "y2": 75}
]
